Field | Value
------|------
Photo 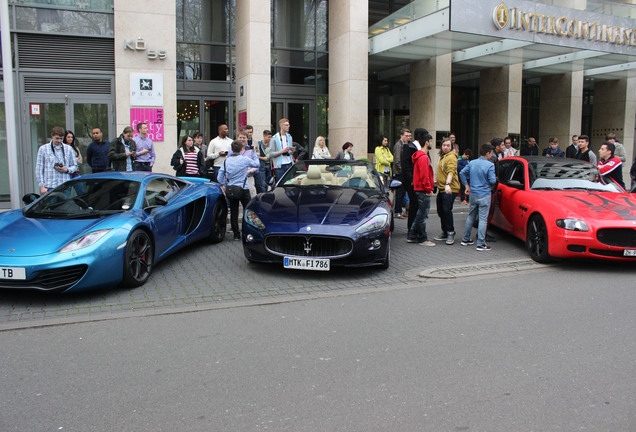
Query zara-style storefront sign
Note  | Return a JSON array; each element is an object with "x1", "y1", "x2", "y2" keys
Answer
[
  {"x1": 130, "y1": 73, "x2": 163, "y2": 107},
  {"x1": 450, "y1": 0, "x2": 636, "y2": 55}
]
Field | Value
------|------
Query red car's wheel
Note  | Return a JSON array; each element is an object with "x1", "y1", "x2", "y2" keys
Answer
[{"x1": 526, "y1": 214, "x2": 553, "y2": 263}]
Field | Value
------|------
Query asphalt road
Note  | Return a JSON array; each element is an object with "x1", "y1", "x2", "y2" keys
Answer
[{"x1": 1, "y1": 263, "x2": 634, "y2": 431}]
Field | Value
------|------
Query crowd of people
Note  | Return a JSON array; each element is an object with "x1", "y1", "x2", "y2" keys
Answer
[
  {"x1": 369, "y1": 129, "x2": 635, "y2": 252},
  {"x1": 35, "y1": 121, "x2": 636, "y2": 245}
]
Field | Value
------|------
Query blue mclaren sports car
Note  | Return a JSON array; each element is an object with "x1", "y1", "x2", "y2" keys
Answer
[
  {"x1": 242, "y1": 160, "x2": 397, "y2": 270},
  {"x1": 0, "y1": 172, "x2": 227, "y2": 293}
]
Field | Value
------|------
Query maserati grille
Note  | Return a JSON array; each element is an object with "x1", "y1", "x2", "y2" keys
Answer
[
  {"x1": 265, "y1": 235, "x2": 353, "y2": 258},
  {"x1": 596, "y1": 228, "x2": 636, "y2": 247}
]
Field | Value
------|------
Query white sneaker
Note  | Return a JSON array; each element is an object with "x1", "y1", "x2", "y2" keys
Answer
[{"x1": 419, "y1": 240, "x2": 436, "y2": 247}]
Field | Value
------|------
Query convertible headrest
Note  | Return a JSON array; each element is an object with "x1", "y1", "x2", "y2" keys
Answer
[
  {"x1": 352, "y1": 166, "x2": 367, "y2": 178},
  {"x1": 307, "y1": 165, "x2": 322, "y2": 180}
]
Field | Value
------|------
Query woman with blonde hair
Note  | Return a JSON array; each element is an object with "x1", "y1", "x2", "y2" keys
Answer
[{"x1": 312, "y1": 136, "x2": 331, "y2": 159}]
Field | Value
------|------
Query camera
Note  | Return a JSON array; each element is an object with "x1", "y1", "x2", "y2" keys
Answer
[{"x1": 54, "y1": 163, "x2": 63, "y2": 168}]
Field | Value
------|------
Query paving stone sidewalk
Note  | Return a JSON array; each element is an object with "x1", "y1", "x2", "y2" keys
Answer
[{"x1": 0, "y1": 201, "x2": 536, "y2": 328}]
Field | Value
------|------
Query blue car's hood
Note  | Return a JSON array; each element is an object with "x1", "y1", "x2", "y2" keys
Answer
[
  {"x1": 0, "y1": 211, "x2": 124, "y2": 257},
  {"x1": 256, "y1": 187, "x2": 385, "y2": 226}
]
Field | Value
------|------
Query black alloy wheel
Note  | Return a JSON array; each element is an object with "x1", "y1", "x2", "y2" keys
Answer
[
  {"x1": 526, "y1": 214, "x2": 552, "y2": 263},
  {"x1": 380, "y1": 238, "x2": 390, "y2": 269},
  {"x1": 209, "y1": 200, "x2": 227, "y2": 243},
  {"x1": 122, "y1": 229, "x2": 154, "y2": 287}
]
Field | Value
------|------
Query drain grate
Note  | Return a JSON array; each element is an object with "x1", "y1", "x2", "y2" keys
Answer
[{"x1": 419, "y1": 259, "x2": 550, "y2": 279}]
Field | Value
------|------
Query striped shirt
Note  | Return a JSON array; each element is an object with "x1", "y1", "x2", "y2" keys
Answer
[
  {"x1": 35, "y1": 142, "x2": 78, "y2": 190},
  {"x1": 184, "y1": 151, "x2": 199, "y2": 175}
]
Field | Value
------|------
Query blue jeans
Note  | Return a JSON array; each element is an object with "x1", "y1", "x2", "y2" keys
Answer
[
  {"x1": 274, "y1": 163, "x2": 292, "y2": 185},
  {"x1": 393, "y1": 174, "x2": 405, "y2": 215},
  {"x1": 408, "y1": 191, "x2": 431, "y2": 242},
  {"x1": 462, "y1": 194, "x2": 491, "y2": 246},
  {"x1": 254, "y1": 161, "x2": 267, "y2": 193}
]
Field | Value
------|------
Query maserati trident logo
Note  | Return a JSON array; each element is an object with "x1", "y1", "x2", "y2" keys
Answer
[
  {"x1": 493, "y1": 2, "x2": 510, "y2": 30},
  {"x1": 303, "y1": 240, "x2": 312, "y2": 254}
]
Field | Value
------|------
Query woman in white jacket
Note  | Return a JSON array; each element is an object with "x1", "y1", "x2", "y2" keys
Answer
[{"x1": 312, "y1": 136, "x2": 331, "y2": 159}]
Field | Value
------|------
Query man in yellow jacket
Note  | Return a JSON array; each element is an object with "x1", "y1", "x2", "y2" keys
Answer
[{"x1": 433, "y1": 137, "x2": 461, "y2": 245}]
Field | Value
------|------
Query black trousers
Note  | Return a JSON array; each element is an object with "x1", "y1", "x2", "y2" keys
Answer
[
  {"x1": 436, "y1": 191, "x2": 457, "y2": 234},
  {"x1": 229, "y1": 188, "x2": 251, "y2": 236}
]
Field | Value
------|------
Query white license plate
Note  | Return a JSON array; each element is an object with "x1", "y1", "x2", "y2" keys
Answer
[
  {"x1": 0, "y1": 267, "x2": 26, "y2": 280},
  {"x1": 624, "y1": 249, "x2": 636, "y2": 257},
  {"x1": 284, "y1": 257, "x2": 330, "y2": 271}
]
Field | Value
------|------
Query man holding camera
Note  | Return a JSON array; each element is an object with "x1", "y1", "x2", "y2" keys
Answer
[
  {"x1": 269, "y1": 118, "x2": 295, "y2": 182},
  {"x1": 35, "y1": 126, "x2": 78, "y2": 194},
  {"x1": 206, "y1": 124, "x2": 233, "y2": 181}
]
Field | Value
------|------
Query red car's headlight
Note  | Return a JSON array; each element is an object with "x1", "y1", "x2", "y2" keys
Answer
[{"x1": 556, "y1": 219, "x2": 589, "y2": 232}]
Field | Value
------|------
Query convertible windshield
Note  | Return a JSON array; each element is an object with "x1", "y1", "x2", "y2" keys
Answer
[
  {"x1": 529, "y1": 161, "x2": 623, "y2": 193},
  {"x1": 25, "y1": 179, "x2": 141, "y2": 219},
  {"x1": 278, "y1": 161, "x2": 383, "y2": 190}
]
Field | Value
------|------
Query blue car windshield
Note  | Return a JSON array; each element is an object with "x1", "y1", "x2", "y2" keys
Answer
[
  {"x1": 279, "y1": 161, "x2": 383, "y2": 190},
  {"x1": 25, "y1": 179, "x2": 141, "y2": 219},
  {"x1": 529, "y1": 161, "x2": 623, "y2": 192}
]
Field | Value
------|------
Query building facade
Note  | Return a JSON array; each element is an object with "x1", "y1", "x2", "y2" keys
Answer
[{"x1": 1, "y1": 0, "x2": 634, "y2": 208}]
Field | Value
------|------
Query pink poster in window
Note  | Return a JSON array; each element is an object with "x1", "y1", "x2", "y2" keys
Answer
[
  {"x1": 238, "y1": 111, "x2": 247, "y2": 132},
  {"x1": 130, "y1": 108, "x2": 164, "y2": 142}
]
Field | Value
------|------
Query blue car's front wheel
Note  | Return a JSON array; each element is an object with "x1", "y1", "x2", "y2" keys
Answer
[{"x1": 122, "y1": 229, "x2": 154, "y2": 287}]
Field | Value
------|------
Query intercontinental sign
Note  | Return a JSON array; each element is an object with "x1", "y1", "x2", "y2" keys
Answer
[
  {"x1": 450, "y1": 0, "x2": 636, "y2": 55},
  {"x1": 492, "y1": 2, "x2": 636, "y2": 47}
]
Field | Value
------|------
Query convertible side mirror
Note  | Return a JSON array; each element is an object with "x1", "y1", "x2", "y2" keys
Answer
[
  {"x1": 506, "y1": 180, "x2": 524, "y2": 190},
  {"x1": 389, "y1": 179, "x2": 402, "y2": 189},
  {"x1": 22, "y1": 193, "x2": 41, "y2": 205}
]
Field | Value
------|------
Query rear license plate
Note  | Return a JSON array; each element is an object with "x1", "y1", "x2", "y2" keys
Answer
[
  {"x1": 284, "y1": 257, "x2": 330, "y2": 271},
  {"x1": 624, "y1": 249, "x2": 636, "y2": 257},
  {"x1": 0, "y1": 267, "x2": 26, "y2": 280}
]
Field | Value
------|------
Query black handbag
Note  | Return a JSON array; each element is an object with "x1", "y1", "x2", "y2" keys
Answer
[{"x1": 223, "y1": 159, "x2": 247, "y2": 199}]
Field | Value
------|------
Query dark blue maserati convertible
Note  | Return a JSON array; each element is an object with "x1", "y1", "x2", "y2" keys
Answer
[
  {"x1": 0, "y1": 172, "x2": 227, "y2": 293},
  {"x1": 242, "y1": 160, "x2": 397, "y2": 270}
]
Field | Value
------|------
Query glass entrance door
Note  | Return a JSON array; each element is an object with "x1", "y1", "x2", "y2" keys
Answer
[
  {"x1": 271, "y1": 100, "x2": 314, "y2": 155},
  {"x1": 177, "y1": 98, "x2": 233, "y2": 145},
  {"x1": 23, "y1": 96, "x2": 112, "y2": 194}
]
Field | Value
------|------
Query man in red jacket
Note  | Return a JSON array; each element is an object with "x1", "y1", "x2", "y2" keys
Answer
[
  {"x1": 407, "y1": 129, "x2": 436, "y2": 246},
  {"x1": 598, "y1": 141, "x2": 625, "y2": 189}
]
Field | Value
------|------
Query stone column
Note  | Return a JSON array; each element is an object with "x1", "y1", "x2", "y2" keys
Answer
[
  {"x1": 591, "y1": 77, "x2": 636, "y2": 183},
  {"x1": 236, "y1": 0, "x2": 271, "y2": 137},
  {"x1": 410, "y1": 53, "x2": 452, "y2": 166},
  {"x1": 114, "y1": 0, "x2": 176, "y2": 174},
  {"x1": 329, "y1": 0, "x2": 368, "y2": 159},
  {"x1": 478, "y1": 64, "x2": 522, "y2": 146},
  {"x1": 539, "y1": 71, "x2": 583, "y2": 152}
]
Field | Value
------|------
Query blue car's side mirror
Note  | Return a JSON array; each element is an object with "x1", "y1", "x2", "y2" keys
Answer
[{"x1": 22, "y1": 193, "x2": 40, "y2": 205}]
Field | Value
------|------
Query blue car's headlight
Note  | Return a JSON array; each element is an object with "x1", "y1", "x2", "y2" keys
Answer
[
  {"x1": 245, "y1": 209, "x2": 266, "y2": 230},
  {"x1": 556, "y1": 219, "x2": 589, "y2": 232},
  {"x1": 356, "y1": 214, "x2": 388, "y2": 234},
  {"x1": 58, "y1": 229, "x2": 112, "y2": 253}
]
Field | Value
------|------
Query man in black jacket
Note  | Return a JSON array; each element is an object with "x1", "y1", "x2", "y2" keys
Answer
[{"x1": 566, "y1": 135, "x2": 579, "y2": 158}]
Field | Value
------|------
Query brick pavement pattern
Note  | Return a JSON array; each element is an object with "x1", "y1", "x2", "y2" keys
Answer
[{"x1": 0, "y1": 202, "x2": 531, "y2": 327}]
